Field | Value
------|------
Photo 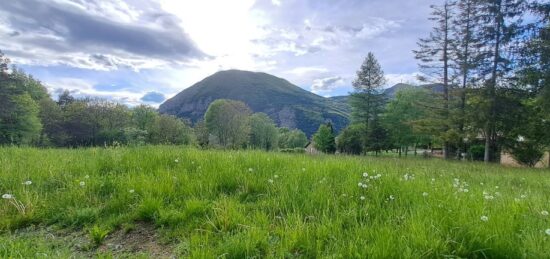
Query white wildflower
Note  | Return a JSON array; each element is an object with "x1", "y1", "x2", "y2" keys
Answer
[
  {"x1": 22, "y1": 180, "x2": 32, "y2": 186},
  {"x1": 358, "y1": 182, "x2": 363, "y2": 187},
  {"x1": 84, "y1": 175, "x2": 90, "y2": 179},
  {"x1": 2, "y1": 194, "x2": 14, "y2": 199},
  {"x1": 174, "y1": 159, "x2": 179, "y2": 163},
  {"x1": 480, "y1": 215, "x2": 489, "y2": 222},
  {"x1": 463, "y1": 189, "x2": 469, "y2": 193},
  {"x1": 363, "y1": 172, "x2": 369, "y2": 178},
  {"x1": 484, "y1": 195, "x2": 494, "y2": 200},
  {"x1": 248, "y1": 168, "x2": 253, "y2": 172},
  {"x1": 422, "y1": 192, "x2": 429, "y2": 197},
  {"x1": 129, "y1": 189, "x2": 135, "y2": 193},
  {"x1": 541, "y1": 210, "x2": 549, "y2": 216},
  {"x1": 389, "y1": 195, "x2": 395, "y2": 200},
  {"x1": 360, "y1": 196, "x2": 366, "y2": 200},
  {"x1": 79, "y1": 181, "x2": 86, "y2": 187},
  {"x1": 361, "y1": 183, "x2": 368, "y2": 189}
]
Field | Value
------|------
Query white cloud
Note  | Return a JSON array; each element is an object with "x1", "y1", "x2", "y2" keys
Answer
[
  {"x1": 311, "y1": 76, "x2": 345, "y2": 93},
  {"x1": 287, "y1": 66, "x2": 328, "y2": 76}
]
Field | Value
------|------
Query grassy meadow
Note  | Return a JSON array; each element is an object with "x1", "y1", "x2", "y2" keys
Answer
[{"x1": 1, "y1": 146, "x2": 550, "y2": 258}]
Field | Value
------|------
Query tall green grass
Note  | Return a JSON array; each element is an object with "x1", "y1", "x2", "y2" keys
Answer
[{"x1": 1, "y1": 146, "x2": 549, "y2": 257}]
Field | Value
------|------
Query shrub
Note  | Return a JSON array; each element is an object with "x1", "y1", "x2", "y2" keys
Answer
[{"x1": 468, "y1": 145, "x2": 485, "y2": 161}]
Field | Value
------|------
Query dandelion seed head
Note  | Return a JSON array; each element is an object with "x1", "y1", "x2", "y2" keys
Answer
[
  {"x1": 2, "y1": 194, "x2": 14, "y2": 199},
  {"x1": 84, "y1": 175, "x2": 90, "y2": 179},
  {"x1": 363, "y1": 172, "x2": 369, "y2": 178},
  {"x1": 389, "y1": 195, "x2": 395, "y2": 200},
  {"x1": 79, "y1": 181, "x2": 86, "y2": 187},
  {"x1": 22, "y1": 180, "x2": 32, "y2": 186},
  {"x1": 541, "y1": 210, "x2": 549, "y2": 216},
  {"x1": 129, "y1": 189, "x2": 135, "y2": 193},
  {"x1": 480, "y1": 216, "x2": 489, "y2": 222},
  {"x1": 360, "y1": 196, "x2": 366, "y2": 200}
]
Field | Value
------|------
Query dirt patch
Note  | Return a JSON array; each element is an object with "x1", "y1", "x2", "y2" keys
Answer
[{"x1": 98, "y1": 222, "x2": 174, "y2": 258}]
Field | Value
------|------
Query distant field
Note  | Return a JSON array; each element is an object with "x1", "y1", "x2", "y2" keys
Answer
[{"x1": 1, "y1": 146, "x2": 550, "y2": 258}]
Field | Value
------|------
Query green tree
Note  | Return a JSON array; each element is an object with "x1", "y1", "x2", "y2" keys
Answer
[
  {"x1": 0, "y1": 93, "x2": 42, "y2": 145},
  {"x1": 249, "y1": 113, "x2": 278, "y2": 151},
  {"x1": 0, "y1": 58, "x2": 45, "y2": 145},
  {"x1": 475, "y1": 0, "x2": 527, "y2": 162},
  {"x1": 194, "y1": 120, "x2": 210, "y2": 148},
  {"x1": 384, "y1": 88, "x2": 433, "y2": 156},
  {"x1": 204, "y1": 99, "x2": 251, "y2": 149},
  {"x1": 313, "y1": 123, "x2": 336, "y2": 154},
  {"x1": 414, "y1": 1, "x2": 455, "y2": 158},
  {"x1": 278, "y1": 128, "x2": 308, "y2": 149},
  {"x1": 150, "y1": 114, "x2": 194, "y2": 145},
  {"x1": 336, "y1": 124, "x2": 364, "y2": 155},
  {"x1": 132, "y1": 105, "x2": 157, "y2": 131},
  {"x1": 348, "y1": 52, "x2": 387, "y2": 153},
  {"x1": 38, "y1": 98, "x2": 66, "y2": 146}
]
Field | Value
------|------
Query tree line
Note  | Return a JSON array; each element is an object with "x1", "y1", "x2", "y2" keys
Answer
[
  {"x1": 0, "y1": 56, "x2": 308, "y2": 150},
  {"x1": 317, "y1": 0, "x2": 549, "y2": 167}
]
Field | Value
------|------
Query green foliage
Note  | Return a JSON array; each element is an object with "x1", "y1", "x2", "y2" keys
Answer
[
  {"x1": 0, "y1": 64, "x2": 46, "y2": 145},
  {"x1": 204, "y1": 99, "x2": 251, "y2": 149},
  {"x1": 278, "y1": 128, "x2": 308, "y2": 149},
  {"x1": 249, "y1": 113, "x2": 278, "y2": 151},
  {"x1": 365, "y1": 118, "x2": 389, "y2": 154},
  {"x1": 313, "y1": 123, "x2": 336, "y2": 154},
  {"x1": 383, "y1": 88, "x2": 433, "y2": 151},
  {"x1": 508, "y1": 141, "x2": 545, "y2": 167},
  {"x1": 468, "y1": 145, "x2": 485, "y2": 161},
  {"x1": 150, "y1": 114, "x2": 195, "y2": 145},
  {"x1": 89, "y1": 225, "x2": 110, "y2": 246},
  {"x1": 123, "y1": 127, "x2": 148, "y2": 146},
  {"x1": 336, "y1": 124, "x2": 364, "y2": 154}
]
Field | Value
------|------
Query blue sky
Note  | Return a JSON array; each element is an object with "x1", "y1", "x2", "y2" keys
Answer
[{"x1": 1, "y1": 0, "x2": 443, "y2": 106}]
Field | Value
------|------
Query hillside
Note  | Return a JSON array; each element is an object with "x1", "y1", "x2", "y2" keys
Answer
[
  {"x1": 329, "y1": 83, "x2": 445, "y2": 105},
  {"x1": 159, "y1": 70, "x2": 349, "y2": 136}
]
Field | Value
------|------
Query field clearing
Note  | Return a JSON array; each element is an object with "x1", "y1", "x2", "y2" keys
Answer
[{"x1": 1, "y1": 146, "x2": 550, "y2": 258}]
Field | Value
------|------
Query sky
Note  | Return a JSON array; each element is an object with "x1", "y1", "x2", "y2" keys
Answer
[{"x1": 0, "y1": 0, "x2": 443, "y2": 106}]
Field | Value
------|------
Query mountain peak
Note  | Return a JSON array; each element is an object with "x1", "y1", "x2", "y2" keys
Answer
[{"x1": 159, "y1": 70, "x2": 349, "y2": 136}]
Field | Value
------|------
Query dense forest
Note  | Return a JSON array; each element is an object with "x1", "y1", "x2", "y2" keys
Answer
[{"x1": 0, "y1": 0, "x2": 548, "y2": 167}]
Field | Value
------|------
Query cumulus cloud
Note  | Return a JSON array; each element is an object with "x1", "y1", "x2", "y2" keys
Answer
[
  {"x1": 0, "y1": 0, "x2": 203, "y2": 71},
  {"x1": 311, "y1": 76, "x2": 345, "y2": 93},
  {"x1": 140, "y1": 91, "x2": 166, "y2": 103}
]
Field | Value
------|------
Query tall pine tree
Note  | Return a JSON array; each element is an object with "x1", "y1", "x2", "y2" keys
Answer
[
  {"x1": 349, "y1": 52, "x2": 387, "y2": 154},
  {"x1": 414, "y1": 1, "x2": 455, "y2": 159},
  {"x1": 476, "y1": 0, "x2": 526, "y2": 162}
]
